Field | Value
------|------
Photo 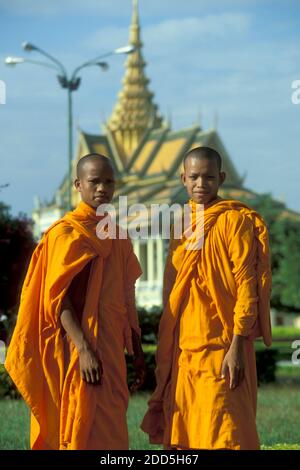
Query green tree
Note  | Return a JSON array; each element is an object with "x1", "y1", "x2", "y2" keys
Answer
[
  {"x1": 0, "y1": 202, "x2": 36, "y2": 340},
  {"x1": 238, "y1": 193, "x2": 300, "y2": 311},
  {"x1": 272, "y1": 218, "x2": 300, "y2": 310}
]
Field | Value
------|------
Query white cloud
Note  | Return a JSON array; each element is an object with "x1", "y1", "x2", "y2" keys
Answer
[
  {"x1": 86, "y1": 12, "x2": 252, "y2": 52},
  {"x1": 145, "y1": 13, "x2": 251, "y2": 45}
]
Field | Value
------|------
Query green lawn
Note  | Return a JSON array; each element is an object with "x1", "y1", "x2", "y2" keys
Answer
[
  {"x1": 0, "y1": 399, "x2": 29, "y2": 450},
  {"x1": 257, "y1": 384, "x2": 300, "y2": 447},
  {"x1": 1, "y1": 385, "x2": 300, "y2": 450}
]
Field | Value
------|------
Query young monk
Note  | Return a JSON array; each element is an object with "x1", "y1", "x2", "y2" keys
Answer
[
  {"x1": 141, "y1": 146, "x2": 272, "y2": 450},
  {"x1": 5, "y1": 153, "x2": 146, "y2": 450}
]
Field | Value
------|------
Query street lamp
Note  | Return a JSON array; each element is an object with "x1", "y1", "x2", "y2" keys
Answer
[{"x1": 5, "y1": 43, "x2": 135, "y2": 210}]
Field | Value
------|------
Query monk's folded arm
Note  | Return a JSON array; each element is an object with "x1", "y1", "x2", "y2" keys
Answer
[{"x1": 227, "y1": 212, "x2": 259, "y2": 337}]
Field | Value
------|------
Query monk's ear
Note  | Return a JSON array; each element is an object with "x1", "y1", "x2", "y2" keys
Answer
[
  {"x1": 74, "y1": 178, "x2": 81, "y2": 193},
  {"x1": 181, "y1": 172, "x2": 187, "y2": 186},
  {"x1": 219, "y1": 171, "x2": 226, "y2": 186}
]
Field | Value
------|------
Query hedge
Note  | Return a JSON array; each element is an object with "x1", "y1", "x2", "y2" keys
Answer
[
  {"x1": 0, "y1": 346, "x2": 279, "y2": 399},
  {"x1": 0, "y1": 308, "x2": 286, "y2": 398}
]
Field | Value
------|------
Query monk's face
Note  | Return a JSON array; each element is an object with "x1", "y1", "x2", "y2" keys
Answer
[
  {"x1": 74, "y1": 159, "x2": 115, "y2": 209},
  {"x1": 181, "y1": 157, "x2": 225, "y2": 205}
]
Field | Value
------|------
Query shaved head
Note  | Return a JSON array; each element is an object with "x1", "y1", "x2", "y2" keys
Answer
[
  {"x1": 184, "y1": 146, "x2": 222, "y2": 172},
  {"x1": 181, "y1": 146, "x2": 225, "y2": 205},
  {"x1": 75, "y1": 153, "x2": 116, "y2": 209},
  {"x1": 76, "y1": 153, "x2": 114, "y2": 178}
]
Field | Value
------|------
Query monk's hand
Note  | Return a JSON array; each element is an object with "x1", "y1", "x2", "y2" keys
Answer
[
  {"x1": 130, "y1": 353, "x2": 146, "y2": 394},
  {"x1": 221, "y1": 335, "x2": 245, "y2": 390},
  {"x1": 78, "y1": 343, "x2": 103, "y2": 385}
]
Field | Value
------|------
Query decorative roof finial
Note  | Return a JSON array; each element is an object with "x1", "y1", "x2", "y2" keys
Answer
[{"x1": 107, "y1": 0, "x2": 163, "y2": 157}]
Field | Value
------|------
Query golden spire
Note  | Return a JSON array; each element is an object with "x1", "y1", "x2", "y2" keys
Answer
[{"x1": 107, "y1": 0, "x2": 163, "y2": 159}]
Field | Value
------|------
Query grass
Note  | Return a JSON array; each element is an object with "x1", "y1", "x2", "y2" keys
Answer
[
  {"x1": 0, "y1": 399, "x2": 29, "y2": 450},
  {"x1": 1, "y1": 384, "x2": 300, "y2": 450},
  {"x1": 127, "y1": 393, "x2": 161, "y2": 450},
  {"x1": 262, "y1": 444, "x2": 300, "y2": 450},
  {"x1": 257, "y1": 384, "x2": 300, "y2": 447}
]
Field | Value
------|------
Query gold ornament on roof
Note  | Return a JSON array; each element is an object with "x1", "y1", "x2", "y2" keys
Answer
[{"x1": 107, "y1": 0, "x2": 163, "y2": 158}]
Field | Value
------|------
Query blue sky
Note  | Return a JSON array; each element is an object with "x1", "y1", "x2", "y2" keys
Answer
[{"x1": 0, "y1": 0, "x2": 300, "y2": 216}]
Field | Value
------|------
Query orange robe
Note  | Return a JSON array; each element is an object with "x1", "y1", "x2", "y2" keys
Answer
[
  {"x1": 5, "y1": 201, "x2": 142, "y2": 450},
  {"x1": 141, "y1": 199, "x2": 272, "y2": 450}
]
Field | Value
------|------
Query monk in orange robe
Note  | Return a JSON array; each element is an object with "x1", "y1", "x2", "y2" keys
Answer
[
  {"x1": 5, "y1": 153, "x2": 145, "y2": 450},
  {"x1": 141, "y1": 146, "x2": 272, "y2": 450}
]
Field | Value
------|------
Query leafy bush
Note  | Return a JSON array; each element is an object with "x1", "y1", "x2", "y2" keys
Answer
[
  {"x1": 0, "y1": 202, "x2": 36, "y2": 341},
  {"x1": 127, "y1": 346, "x2": 279, "y2": 391},
  {"x1": 1, "y1": 307, "x2": 280, "y2": 399},
  {"x1": 137, "y1": 307, "x2": 161, "y2": 344},
  {"x1": 0, "y1": 364, "x2": 20, "y2": 399},
  {"x1": 0, "y1": 347, "x2": 280, "y2": 399},
  {"x1": 137, "y1": 310, "x2": 279, "y2": 386},
  {"x1": 271, "y1": 326, "x2": 300, "y2": 340},
  {"x1": 127, "y1": 349, "x2": 157, "y2": 392},
  {"x1": 256, "y1": 349, "x2": 278, "y2": 384}
]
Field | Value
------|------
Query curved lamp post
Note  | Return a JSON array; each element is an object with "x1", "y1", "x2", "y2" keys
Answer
[{"x1": 5, "y1": 43, "x2": 135, "y2": 210}]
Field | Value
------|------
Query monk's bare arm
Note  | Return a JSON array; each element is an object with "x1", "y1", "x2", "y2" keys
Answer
[
  {"x1": 60, "y1": 294, "x2": 102, "y2": 385},
  {"x1": 60, "y1": 295, "x2": 87, "y2": 351}
]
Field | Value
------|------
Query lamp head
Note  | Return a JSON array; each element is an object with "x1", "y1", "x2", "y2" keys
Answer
[
  {"x1": 114, "y1": 45, "x2": 136, "y2": 55},
  {"x1": 22, "y1": 42, "x2": 37, "y2": 52},
  {"x1": 96, "y1": 61, "x2": 109, "y2": 71},
  {"x1": 5, "y1": 56, "x2": 25, "y2": 66}
]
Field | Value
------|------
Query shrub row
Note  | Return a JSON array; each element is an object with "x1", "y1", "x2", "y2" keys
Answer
[
  {"x1": 0, "y1": 308, "x2": 287, "y2": 398},
  {"x1": 0, "y1": 347, "x2": 279, "y2": 400}
]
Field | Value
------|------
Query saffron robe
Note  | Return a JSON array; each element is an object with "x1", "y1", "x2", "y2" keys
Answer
[
  {"x1": 141, "y1": 199, "x2": 272, "y2": 450},
  {"x1": 5, "y1": 201, "x2": 142, "y2": 450}
]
